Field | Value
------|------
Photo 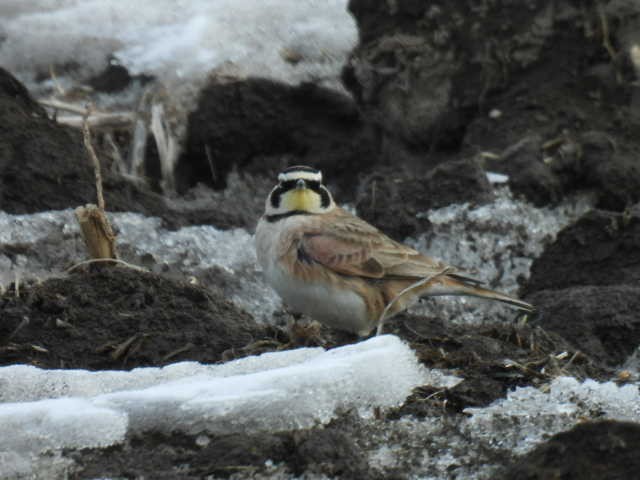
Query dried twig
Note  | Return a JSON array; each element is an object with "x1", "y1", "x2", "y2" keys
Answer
[
  {"x1": 150, "y1": 102, "x2": 179, "y2": 192},
  {"x1": 56, "y1": 112, "x2": 135, "y2": 129},
  {"x1": 597, "y1": 1, "x2": 623, "y2": 84},
  {"x1": 65, "y1": 258, "x2": 148, "y2": 274},
  {"x1": 8, "y1": 316, "x2": 30, "y2": 341},
  {"x1": 204, "y1": 144, "x2": 217, "y2": 184},
  {"x1": 48, "y1": 65, "x2": 65, "y2": 96},
  {"x1": 74, "y1": 107, "x2": 118, "y2": 262},
  {"x1": 377, "y1": 267, "x2": 454, "y2": 335},
  {"x1": 82, "y1": 106, "x2": 105, "y2": 210},
  {"x1": 39, "y1": 99, "x2": 135, "y2": 128},
  {"x1": 162, "y1": 343, "x2": 194, "y2": 362},
  {"x1": 14, "y1": 272, "x2": 20, "y2": 298}
]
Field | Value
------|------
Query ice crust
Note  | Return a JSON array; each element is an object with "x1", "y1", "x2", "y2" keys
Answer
[
  {"x1": 0, "y1": 209, "x2": 280, "y2": 320},
  {"x1": 0, "y1": 336, "x2": 436, "y2": 477},
  {"x1": 465, "y1": 376, "x2": 640, "y2": 454},
  {"x1": 0, "y1": 0, "x2": 356, "y2": 91},
  {"x1": 406, "y1": 187, "x2": 593, "y2": 324},
  {"x1": 360, "y1": 377, "x2": 640, "y2": 480}
]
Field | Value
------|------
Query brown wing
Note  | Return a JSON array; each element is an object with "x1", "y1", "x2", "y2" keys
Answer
[{"x1": 300, "y1": 207, "x2": 454, "y2": 280}]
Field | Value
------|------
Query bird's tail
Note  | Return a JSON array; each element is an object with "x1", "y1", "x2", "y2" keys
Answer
[{"x1": 422, "y1": 273, "x2": 535, "y2": 312}]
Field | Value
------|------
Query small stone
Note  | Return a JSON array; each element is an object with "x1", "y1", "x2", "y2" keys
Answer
[{"x1": 195, "y1": 434, "x2": 210, "y2": 448}]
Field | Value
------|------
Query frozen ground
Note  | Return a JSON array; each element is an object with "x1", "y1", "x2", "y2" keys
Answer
[
  {"x1": 0, "y1": 186, "x2": 593, "y2": 323},
  {"x1": 359, "y1": 376, "x2": 640, "y2": 480},
  {"x1": 0, "y1": 335, "x2": 437, "y2": 479},
  {"x1": 0, "y1": 0, "x2": 356, "y2": 94},
  {"x1": 3, "y1": 187, "x2": 627, "y2": 480}
]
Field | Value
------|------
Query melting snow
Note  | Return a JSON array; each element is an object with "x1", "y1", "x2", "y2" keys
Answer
[
  {"x1": 0, "y1": 335, "x2": 438, "y2": 478},
  {"x1": 406, "y1": 187, "x2": 594, "y2": 324},
  {"x1": 0, "y1": 0, "x2": 357, "y2": 91},
  {"x1": 465, "y1": 376, "x2": 640, "y2": 454}
]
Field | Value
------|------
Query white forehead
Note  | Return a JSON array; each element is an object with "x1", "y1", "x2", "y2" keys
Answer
[{"x1": 278, "y1": 170, "x2": 322, "y2": 182}]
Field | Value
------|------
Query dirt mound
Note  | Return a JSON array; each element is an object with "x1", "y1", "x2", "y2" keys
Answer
[
  {"x1": 345, "y1": 0, "x2": 640, "y2": 208},
  {"x1": 0, "y1": 68, "x2": 163, "y2": 217},
  {"x1": 503, "y1": 420, "x2": 640, "y2": 480},
  {"x1": 0, "y1": 67, "x2": 267, "y2": 230},
  {"x1": 527, "y1": 285, "x2": 640, "y2": 366},
  {"x1": 355, "y1": 158, "x2": 493, "y2": 240},
  {"x1": 71, "y1": 413, "x2": 381, "y2": 480},
  {"x1": 525, "y1": 208, "x2": 640, "y2": 293},
  {"x1": 521, "y1": 207, "x2": 640, "y2": 366},
  {"x1": 383, "y1": 313, "x2": 606, "y2": 416},
  {"x1": 0, "y1": 267, "x2": 266, "y2": 369},
  {"x1": 177, "y1": 78, "x2": 379, "y2": 199}
]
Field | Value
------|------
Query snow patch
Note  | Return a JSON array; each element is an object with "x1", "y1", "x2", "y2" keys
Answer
[
  {"x1": 0, "y1": 336, "x2": 443, "y2": 477},
  {"x1": 0, "y1": 209, "x2": 280, "y2": 321},
  {"x1": 0, "y1": 0, "x2": 357, "y2": 91},
  {"x1": 465, "y1": 376, "x2": 640, "y2": 454},
  {"x1": 407, "y1": 188, "x2": 594, "y2": 324}
]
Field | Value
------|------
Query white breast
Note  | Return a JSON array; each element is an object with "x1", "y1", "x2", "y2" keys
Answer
[{"x1": 255, "y1": 216, "x2": 371, "y2": 335}]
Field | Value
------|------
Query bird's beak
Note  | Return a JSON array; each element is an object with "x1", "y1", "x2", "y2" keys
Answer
[{"x1": 296, "y1": 179, "x2": 306, "y2": 189}]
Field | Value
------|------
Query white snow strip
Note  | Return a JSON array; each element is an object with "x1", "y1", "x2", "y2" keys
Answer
[
  {"x1": 0, "y1": 335, "x2": 445, "y2": 453},
  {"x1": 0, "y1": 348, "x2": 323, "y2": 403}
]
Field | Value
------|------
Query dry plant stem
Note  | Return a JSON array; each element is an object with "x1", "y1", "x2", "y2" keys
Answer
[
  {"x1": 75, "y1": 109, "x2": 118, "y2": 261},
  {"x1": 14, "y1": 272, "x2": 20, "y2": 298},
  {"x1": 75, "y1": 205, "x2": 118, "y2": 260},
  {"x1": 65, "y1": 258, "x2": 148, "y2": 274},
  {"x1": 8, "y1": 316, "x2": 30, "y2": 341},
  {"x1": 40, "y1": 98, "x2": 87, "y2": 114},
  {"x1": 57, "y1": 112, "x2": 135, "y2": 129},
  {"x1": 39, "y1": 99, "x2": 135, "y2": 128},
  {"x1": 48, "y1": 64, "x2": 65, "y2": 96},
  {"x1": 597, "y1": 1, "x2": 623, "y2": 84},
  {"x1": 82, "y1": 109, "x2": 106, "y2": 210},
  {"x1": 150, "y1": 102, "x2": 179, "y2": 192}
]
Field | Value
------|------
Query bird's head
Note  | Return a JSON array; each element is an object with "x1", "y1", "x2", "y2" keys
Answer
[{"x1": 265, "y1": 165, "x2": 335, "y2": 218}]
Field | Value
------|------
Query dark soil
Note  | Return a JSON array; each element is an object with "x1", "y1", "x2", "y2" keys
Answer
[
  {"x1": 346, "y1": 0, "x2": 640, "y2": 210},
  {"x1": 525, "y1": 208, "x2": 640, "y2": 294},
  {"x1": 0, "y1": 68, "x2": 162, "y2": 218},
  {"x1": 0, "y1": 67, "x2": 267, "y2": 231},
  {"x1": 177, "y1": 78, "x2": 379, "y2": 199},
  {"x1": 71, "y1": 414, "x2": 382, "y2": 480},
  {"x1": 523, "y1": 207, "x2": 640, "y2": 367},
  {"x1": 502, "y1": 420, "x2": 640, "y2": 480},
  {"x1": 527, "y1": 285, "x2": 640, "y2": 367},
  {"x1": 384, "y1": 313, "x2": 607, "y2": 416},
  {"x1": 0, "y1": 267, "x2": 267, "y2": 369},
  {"x1": 355, "y1": 158, "x2": 493, "y2": 240}
]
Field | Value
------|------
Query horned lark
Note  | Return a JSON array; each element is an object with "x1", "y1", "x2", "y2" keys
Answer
[{"x1": 255, "y1": 166, "x2": 534, "y2": 336}]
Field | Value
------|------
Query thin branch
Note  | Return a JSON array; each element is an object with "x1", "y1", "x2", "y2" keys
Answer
[
  {"x1": 82, "y1": 106, "x2": 105, "y2": 210},
  {"x1": 65, "y1": 258, "x2": 148, "y2": 274}
]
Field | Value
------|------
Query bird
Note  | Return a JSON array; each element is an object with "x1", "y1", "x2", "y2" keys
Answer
[{"x1": 255, "y1": 165, "x2": 535, "y2": 337}]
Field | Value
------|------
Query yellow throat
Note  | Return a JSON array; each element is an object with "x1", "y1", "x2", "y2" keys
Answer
[{"x1": 284, "y1": 188, "x2": 316, "y2": 211}]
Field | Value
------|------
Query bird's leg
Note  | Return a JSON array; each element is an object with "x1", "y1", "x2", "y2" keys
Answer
[{"x1": 283, "y1": 308, "x2": 323, "y2": 346}]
